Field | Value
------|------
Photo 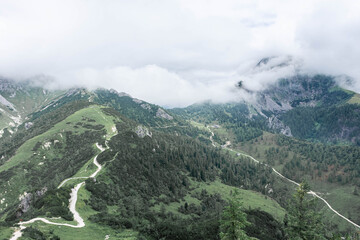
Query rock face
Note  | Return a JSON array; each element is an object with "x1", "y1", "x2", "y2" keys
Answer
[
  {"x1": 156, "y1": 108, "x2": 173, "y2": 120},
  {"x1": 25, "y1": 122, "x2": 33, "y2": 130},
  {"x1": 132, "y1": 98, "x2": 143, "y2": 104},
  {"x1": 17, "y1": 193, "x2": 33, "y2": 217},
  {"x1": 135, "y1": 125, "x2": 152, "y2": 138},
  {"x1": 109, "y1": 89, "x2": 131, "y2": 97},
  {"x1": 140, "y1": 103, "x2": 151, "y2": 110},
  {"x1": 36, "y1": 187, "x2": 47, "y2": 197},
  {"x1": 16, "y1": 187, "x2": 47, "y2": 217},
  {"x1": 268, "y1": 116, "x2": 292, "y2": 137},
  {"x1": 0, "y1": 94, "x2": 17, "y2": 111}
]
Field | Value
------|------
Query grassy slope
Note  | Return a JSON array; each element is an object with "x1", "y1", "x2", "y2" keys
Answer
[
  {"x1": 8, "y1": 106, "x2": 138, "y2": 240},
  {"x1": 0, "y1": 88, "x2": 63, "y2": 130},
  {"x1": 224, "y1": 129, "x2": 360, "y2": 232},
  {"x1": 146, "y1": 121, "x2": 287, "y2": 223},
  {"x1": 0, "y1": 105, "x2": 113, "y2": 172},
  {"x1": 152, "y1": 178, "x2": 286, "y2": 222},
  {"x1": 348, "y1": 93, "x2": 360, "y2": 105},
  {"x1": 188, "y1": 120, "x2": 360, "y2": 232},
  {"x1": 0, "y1": 105, "x2": 126, "y2": 239},
  {"x1": 19, "y1": 187, "x2": 138, "y2": 240}
]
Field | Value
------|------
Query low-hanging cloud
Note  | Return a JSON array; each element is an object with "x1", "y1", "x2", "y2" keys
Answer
[
  {"x1": 1, "y1": 0, "x2": 360, "y2": 107},
  {"x1": 53, "y1": 65, "x2": 241, "y2": 108}
]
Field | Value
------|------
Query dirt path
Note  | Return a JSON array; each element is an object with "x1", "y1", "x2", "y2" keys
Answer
[
  {"x1": 206, "y1": 126, "x2": 360, "y2": 230},
  {"x1": 207, "y1": 126, "x2": 216, "y2": 147},
  {"x1": 10, "y1": 142, "x2": 109, "y2": 239}
]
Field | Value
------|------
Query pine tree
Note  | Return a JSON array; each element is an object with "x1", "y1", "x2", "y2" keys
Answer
[
  {"x1": 285, "y1": 181, "x2": 325, "y2": 240},
  {"x1": 219, "y1": 189, "x2": 254, "y2": 240}
]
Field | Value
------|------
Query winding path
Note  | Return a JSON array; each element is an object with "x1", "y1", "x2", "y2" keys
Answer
[
  {"x1": 206, "y1": 126, "x2": 360, "y2": 230},
  {"x1": 10, "y1": 142, "x2": 108, "y2": 240}
]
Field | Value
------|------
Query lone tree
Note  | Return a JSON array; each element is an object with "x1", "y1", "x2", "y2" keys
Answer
[
  {"x1": 220, "y1": 189, "x2": 254, "y2": 240},
  {"x1": 285, "y1": 181, "x2": 325, "y2": 240}
]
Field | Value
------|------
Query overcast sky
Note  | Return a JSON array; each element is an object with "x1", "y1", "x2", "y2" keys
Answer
[{"x1": 1, "y1": 0, "x2": 360, "y2": 107}]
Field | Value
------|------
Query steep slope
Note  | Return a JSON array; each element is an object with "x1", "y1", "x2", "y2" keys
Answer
[
  {"x1": 175, "y1": 66, "x2": 360, "y2": 145},
  {"x1": 30, "y1": 88, "x2": 180, "y2": 128},
  {"x1": 0, "y1": 78, "x2": 63, "y2": 134},
  {"x1": 0, "y1": 104, "x2": 115, "y2": 220},
  {"x1": 0, "y1": 97, "x2": 288, "y2": 239}
]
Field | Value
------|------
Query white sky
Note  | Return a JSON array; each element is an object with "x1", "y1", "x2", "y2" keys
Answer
[{"x1": 1, "y1": 0, "x2": 360, "y2": 107}]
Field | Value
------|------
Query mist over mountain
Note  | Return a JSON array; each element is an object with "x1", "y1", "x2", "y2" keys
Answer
[
  {"x1": 3, "y1": 55, "x2": 358, "y2": 108},
  {"x1": 1, "y1": 1, "x2": 360, "y2": 239},
  {"x1": 1, "y1": 0, "x2": 360, "y2": 107}
]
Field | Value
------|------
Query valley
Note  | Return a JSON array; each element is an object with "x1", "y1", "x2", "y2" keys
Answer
[
  {"x1": 204, "y1": 124, "x2": 360, "y2": 231},
  {"x1": 3, "y1": 1, "x2": 360, "y2": 239},
  {"x1": 0, "y1": 75, "x2": 360, "y2": 239}
]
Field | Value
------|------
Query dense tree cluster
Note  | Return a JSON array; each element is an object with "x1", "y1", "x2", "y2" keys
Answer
[
  {"x1": 281, "y1": 104, "x2": 360, "y2": 145},
  {"x1": 277, "y1": 136, "x2": 360, "y2": 186},
  {"x1": 84, "y1": 119, "x2": 279, "y2": 239}
]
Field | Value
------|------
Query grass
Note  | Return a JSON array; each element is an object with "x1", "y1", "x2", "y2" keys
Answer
[
  {"x1": 151, "y1": 178, "x2": 286, "y2": 222},
  {"x1": 305, "y1": 179, "x2": 360, "y2": 232},
  {"x1": 0, "y1": 105, "x2": 115, "y2": 173},
  {"x1": 68, "y1": 144, "x2": 103, "y2": 179},
  {"x1": 15, "y1": 186, "x2": 138, "y2": 240},
  {"x1": 0, "y1": 226, "x2": 13, "y2": 239},
  {"x1": 0, "y1": 105, "x2": 120, "y2": 238},
  {"x1": 16, "y1": 107, "x2": 123, "y2": 237},
  {"x1": 191, "y1": 179, "x2": 286, "y2": 222},
  {"x1": 6, "y1": 153, "x2": 138, "y2": 240},
  {"x1": 236, "y1": 132, "x2": 360, "y2": 232},
  {"x1": 190, "y1": 120, "x2": 360, "y2": 232},
  {"x1": 348, "y1": 93, "x2": 360, "y2": 105},
  {"x1": 188, "y1": 120, "x2": 207, "y2": 130}
]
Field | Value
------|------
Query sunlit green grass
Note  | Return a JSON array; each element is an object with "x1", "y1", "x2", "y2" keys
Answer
[{"x1": 348, "y1": 93, "x2": 360, "y2": 105}]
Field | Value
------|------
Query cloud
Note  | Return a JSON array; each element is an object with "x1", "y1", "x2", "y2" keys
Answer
[
  {"x1": 53, "y1": 65, "x2": 240, "y2": 108},
  {"x1": 0, "y1": 0, "x2": 360, "y2": 107}
]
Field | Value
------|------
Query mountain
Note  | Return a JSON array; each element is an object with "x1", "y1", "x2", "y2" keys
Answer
[
  {"x1": 0, "y1": 73, "x2": 359, "y2": 239},
  {"x1": 174, "y1": 58, "x2": 360, "y2": 145},
  {"x1": 0, "y1": 78, "x2": 63, "y2": 136},
  {"x1": 171, "y1": 59, "x2": 360, "y2": 233},
  {"x1": 0, "y1": 80, "x2": 287, "y2": 240}
]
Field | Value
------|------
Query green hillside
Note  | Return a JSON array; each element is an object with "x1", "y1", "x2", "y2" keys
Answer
[{"x1": 1, "y1": 79, "x2": 360, "y2": 239}]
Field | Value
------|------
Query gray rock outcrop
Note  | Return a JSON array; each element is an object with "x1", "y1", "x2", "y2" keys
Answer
[{"x1": 156, "y1": 108, "x2": 173, "y2": 120}]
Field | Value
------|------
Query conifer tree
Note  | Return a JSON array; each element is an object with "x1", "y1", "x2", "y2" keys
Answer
[
  {"x1": 220, "y1": 189, "x2": 254, "y2": 240},
  {"x1": 285, "y1": 181, "x2": 325, "y2": 240}
]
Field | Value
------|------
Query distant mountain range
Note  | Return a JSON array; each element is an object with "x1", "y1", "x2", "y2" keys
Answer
[{"x1": 0, "y1": 59, "x2": 360, "y2": 239}]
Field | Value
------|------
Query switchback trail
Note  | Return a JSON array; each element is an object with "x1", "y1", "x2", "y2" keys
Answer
[
  {"x1": 10, "y1": 142, "x2": 108, "y2": 240},
  {"x1": 206, "y1": 126, "x2": 360, "y2": 230}
]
